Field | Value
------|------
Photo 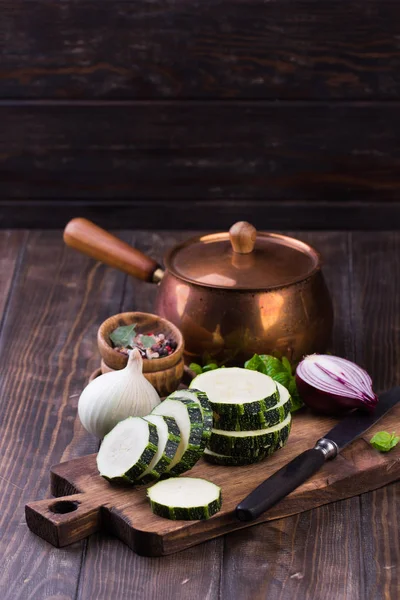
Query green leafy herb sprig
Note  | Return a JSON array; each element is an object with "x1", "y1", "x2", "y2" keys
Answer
[
  {"x1": 244, "y1": 354, "x2": 303, "y2": 413},
  {"x1": 189, "y1": 362, "x2": 222, "y2": 375},
  {"x1": 109, "y1": 324, "x2": 157, "y2": 349},
  {"x1": 370, "y1": 431, "x2": 399, "y2": 452}
]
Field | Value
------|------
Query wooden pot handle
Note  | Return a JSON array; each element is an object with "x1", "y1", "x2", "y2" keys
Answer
[
  {"x1": 25, "y1": 492, "x2": 102, "y2": 547},
  {"x1": 63, "y1": 218, "x2": 164, "y2": 283}
]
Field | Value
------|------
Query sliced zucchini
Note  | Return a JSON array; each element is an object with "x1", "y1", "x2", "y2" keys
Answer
[
  {"x1": 137, "y1": 415, "x2": 181, "y2": 484},
  {"x1": 212, "y1": 381, "x2": 291, "y2": 431},
  {"x1": 147, "y1": 477, "x2": 222, "y2": 520},
  {"x1": 168, "y1": 388, "x2": 213, "y2": 444},
  {"x1": 203, "y1": 443, "x2": 283, "y2": 466},
  {"x1": 97, "y1": 417, "x2": 158, "y2": 483},
  {"x1": 190, "y1": 368, "x2": 279, "y2": 424},
  {"x1": 152, "y1": 398, "x2": 205, "y2": 475},
  {"x1": 208, "y1": 413, "x2": 291, "y2": 457}
]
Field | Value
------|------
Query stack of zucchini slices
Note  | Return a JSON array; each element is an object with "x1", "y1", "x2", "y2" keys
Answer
[
  {"x1": 97, "y1": 388, "x2": 213, "y2": 484},
  {"x1": 96, "y1": 367, "x2": 292, "y2": 520},
  {"x1": 190, "y1": 367, "x2": 292, "y2": 466},
  {"x1": 96, "y1": 387, "x2": 222, "y2": 520}
]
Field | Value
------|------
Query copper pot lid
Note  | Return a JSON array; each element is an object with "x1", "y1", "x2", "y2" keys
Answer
[{"x1": 164, "y1": 221, "x2": 321, "y2": 290}]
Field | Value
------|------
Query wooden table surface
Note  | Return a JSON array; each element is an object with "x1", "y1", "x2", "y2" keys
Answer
[{"x1": 0, "y1": 229, "x2": 399, "y2": 600}]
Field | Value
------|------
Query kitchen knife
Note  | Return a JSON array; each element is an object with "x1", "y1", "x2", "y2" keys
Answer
[{"x1": 236, "y1": 386, "x2": 400, "y2": 522}]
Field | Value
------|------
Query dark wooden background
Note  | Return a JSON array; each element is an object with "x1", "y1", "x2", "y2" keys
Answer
[{"x1": 1, "y1": 1, "x2": 400, "y2": 229}]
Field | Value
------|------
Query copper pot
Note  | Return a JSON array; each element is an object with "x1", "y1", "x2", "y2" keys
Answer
[{"x1": 64, "y1": 219, "x2": 333, "y2": 365}]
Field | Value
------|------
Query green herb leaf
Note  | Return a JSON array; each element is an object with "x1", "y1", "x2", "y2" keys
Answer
[
  {"x1": 202, "y1": 363, "x2": 219, "y2": 373},
  {"x1": 281, "y1": 356, "x2": 292, "y2": 374},
  {"x1": 141, "y1": 335, "x2": 157, "y2": 349},
  {"x1": 244, "y1": 353, "x2": 304, "y2": 413},
  {"x1": 189, "y1": 363, "x2": 203, "y2": 375},
  {"x1": 244, "y1": 354, "x2": 267, "y2": 374},
  {"x1": 288, "y1": 382, "x2": 303, "y2": 412},
  {"x1": 370, "y1": 431, "x2": 400, "y2": 452},
  {"x1": 109, "y1": 324, "x2": 137, "y2": 348},
  {"x1": 259, "y1": 355, "x2": 287, "y2": 378}
]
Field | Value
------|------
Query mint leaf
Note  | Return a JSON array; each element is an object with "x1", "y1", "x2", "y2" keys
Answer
[
  {"x1": 189, "y1": 362, "x2": 203, "y2": 375},
  {"x1": 109, "y1": 324, "x2": 137, "y2": 348},
  {"x1": 244, "y1": 353, "x2": 304, "y2": 413},
  {"x1": 370, "y1": 431, "x2": 399, "y2": 452}
]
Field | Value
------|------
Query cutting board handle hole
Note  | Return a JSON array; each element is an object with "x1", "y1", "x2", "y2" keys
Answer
[{"x1": 50, "y1": 500, "x2": 80, "y2": 514}]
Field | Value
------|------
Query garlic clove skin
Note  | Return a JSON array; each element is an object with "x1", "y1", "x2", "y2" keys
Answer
[{"x1": 78, "y1": 348, "x2": 161, "y2": 439}]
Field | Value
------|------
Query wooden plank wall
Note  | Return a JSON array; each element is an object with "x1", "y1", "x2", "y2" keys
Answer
[{"x1": 1, "y1": 0, "x2": 400, "y2": 229}]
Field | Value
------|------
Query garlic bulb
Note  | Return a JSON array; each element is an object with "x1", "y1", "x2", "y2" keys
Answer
[{"x1": 78, "y1": 349, "x2": 160, "y2": 438}]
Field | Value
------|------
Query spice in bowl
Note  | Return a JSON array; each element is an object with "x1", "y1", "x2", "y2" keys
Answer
[{"x1": 109, "y1": 323, "x2": 177, "y2": 360}]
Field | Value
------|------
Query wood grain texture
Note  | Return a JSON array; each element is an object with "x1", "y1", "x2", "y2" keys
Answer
[
  {"x1": 2, "y1": 200, "x2": 400, "y2": 231},
  {"x1": 2, "y1": 102, "x2": 400, "y2": 202},
  {"x1": 0, "y1": 230, "x2": 26, "y2": 320},
  {"x1": 221, "y1": 497, "x2": 363, "y2": 600},
  {"x1": 351, "y1": 232, "x2": 400, "y2": 600},
  {"x1": 360, "y1": 483, "x2": 400, "y2": 600},
  {"x1": 0, "y1": 231, "x2": 131, "y2": 599},
  {"x1": 77, "y1": 534, "x2": 222, "y2": 600},
  {"x1": 2, "y1": 1, "x2": 400, "y2": 100},
  {"x1": 25, "y1": 403, "x2": 400, "y2": 555}
]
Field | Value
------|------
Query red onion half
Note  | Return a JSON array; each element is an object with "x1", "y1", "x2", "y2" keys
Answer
[{"x1": 296, "y1": 354, "x2": 378, "y2": 415}]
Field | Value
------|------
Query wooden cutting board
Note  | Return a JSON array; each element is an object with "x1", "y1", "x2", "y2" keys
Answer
[{"x1": 26, "y1": 404, "x2": 400, "y2": 557}]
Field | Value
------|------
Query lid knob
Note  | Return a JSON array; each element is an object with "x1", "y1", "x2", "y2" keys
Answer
[{"x1": 229, "y1": 221, "x2": 257, "y2": 254}]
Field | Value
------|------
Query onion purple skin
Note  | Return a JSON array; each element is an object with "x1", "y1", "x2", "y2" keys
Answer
[{"x1": 296, "y1": 374, "x2": 378, "y2": 416}]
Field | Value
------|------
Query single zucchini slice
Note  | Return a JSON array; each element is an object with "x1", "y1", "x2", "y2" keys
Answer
[
  {"x1": 168, "y1": 388, "x2": 213, "y2": 444},
  {"x1": 97, "y1": 417, "x2": 158, "y2": 483},
  {"x1": 152, "y1": 398, "x2": 205, "y2": 475},
  {"x1": 203, "y1": 444, "x2": 282, "y2": 466},
  {"x1": 208, "y1": 413, "x2": 291, "y2": 457},
  {"x1": 190, "y1": 368, "x2": 279, "y2": 424},
  {"x1": 137, "y1": 415, "x2": 181, "y2": 484},
  {"x1": 147, "y1": 477, "x2": 222, "y2": 520},
  {"x1": 212, "y1": 380, "x2": 291, "y2": 431}
]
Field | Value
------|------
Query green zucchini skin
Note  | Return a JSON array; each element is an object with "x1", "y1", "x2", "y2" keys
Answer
[
  {"x1": 208, "y1": 417, "x2": 291, "y2": 457},
  {"x1": 169, "y1": 388, "x2": 213, "y2": 445},
  {"x1": 99, "y1": 419, "x2": 159, "y2": 484},
  {"x1": 149, "y1": 493, "x2": 222, "y2": 520},
  {"x1": 138, "y1": 416, "x2": 181, "y2": 485},
  {"x1": 153, "y1": 398, "x2": 206, "y2": 476},
  {"x1": 169, "y1": 401, "x2": 204, "y2": 476},
  {"x1": 212, "y1": 393, "x2": 291, "y2": 432},
  {"x1": 127, "y1": 421, "x2": 159, "y2": 481},
  {"x1": 204, "y1": 444, "x2": 279, "y2": 466}
]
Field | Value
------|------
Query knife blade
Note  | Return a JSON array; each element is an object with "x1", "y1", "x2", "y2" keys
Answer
[{"x1": 236, "y1": 386, "x2": 400, "y2": 522}]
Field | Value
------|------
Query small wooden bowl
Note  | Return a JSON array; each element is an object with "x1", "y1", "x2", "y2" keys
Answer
[{"x1": 97, "y1": 312, "x2": 185, "y2": 397}]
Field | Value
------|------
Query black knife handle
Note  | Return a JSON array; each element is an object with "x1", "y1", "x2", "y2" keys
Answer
[{"x1": 236, "y1": 448, "x2": 327, "y2": 522}]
